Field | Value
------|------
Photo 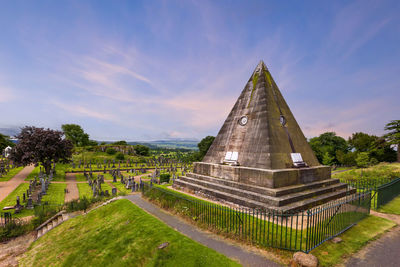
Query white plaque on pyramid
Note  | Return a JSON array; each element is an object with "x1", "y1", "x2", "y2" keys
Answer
[
  {"x1": 231, "y1": 152, "x2": 238, "y2": 161},
  {"x1": 225, "y1": 151, "x2": 233, "y2": 161},
  {"x1": 291, "y1": 153, "x2": 303, "y2": 163}
]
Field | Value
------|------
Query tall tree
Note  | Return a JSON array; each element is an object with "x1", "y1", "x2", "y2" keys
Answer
[
  {"x1": 61, "y1": 124, "x2": 90, "y2": 147},
  {"x1": 0, "y1": 133, "x2": 14, "y2": 151},
  {"x1": 134, "y1": 145, "x2": 150, "y2": 156},
  {"x1": 308, "y1": 132, "x2": 348, "y2": 164},
  {"x1": 384, "y1": 120, "x2": 400, "y2": 162},
  {"x1": 348, "y1": 132, "x2": 378, "y2": 152},
  {"x1": 9, "y1": 126, "x2": 73, "y2": 175},
  {"x1": 198, "y1": 136, "x2": 215, "y2": 160}
]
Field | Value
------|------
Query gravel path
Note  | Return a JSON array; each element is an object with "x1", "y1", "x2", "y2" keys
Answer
[
  {"x1": 64, "y1": 173, "x2": 79, "y2": 202},
  {"x1": 125, "y1": 194, "x2": 282, "y2": 267},
  {"x1": 345, "y1": 211, "x2": 400, "y2": 267},
  {"x1": 0, "y1": 165, "x2": 34, "y2": 202}
]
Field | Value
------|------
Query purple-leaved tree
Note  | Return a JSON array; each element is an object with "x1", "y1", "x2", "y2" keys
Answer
[{"x1": 10, "y1": 126, "x2": 73, "y2": 175}]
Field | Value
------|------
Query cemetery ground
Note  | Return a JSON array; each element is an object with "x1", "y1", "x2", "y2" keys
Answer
[{"x1": 1, "y1": 162, "x2": 400, "y2": 266}]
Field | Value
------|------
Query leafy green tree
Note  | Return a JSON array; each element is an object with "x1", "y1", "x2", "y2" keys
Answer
[
  {"x1": 384, "y1": 120, "x2": 400, "y2": 162},
  {"x1": 348, "y1": 132, "x2": 378, "y2": 152},
  {"x1": 113, "y1": 140, "x2": 128, "y2": 146},
  {"x1": 308, "y1": 132, "x2": 348, "y2": 164},
  {"x1": 197, "y1": 136, "x2": 215, "y2": 160},
  {"x1": 369, "y1": 137, "x2": 397, "y2": 163},
  {"x1": 356, "y1": 152, "x2": 369, "y2": 168},
  {"x1": 322, "y1": 151, "x2": 335, "y2": 165},
  {"x1": 106, "y1": 147, "x2": 117, "y2": 155},
  {"x1": 61, "y1": 124, "x2": 90, "y2": 147},
  {"x1": 115, "y1": 152, "x2": 125, "y2": 160},
  {"x1": 0, "y1": 133, "x2": 14, "y2": 151},
  {"x1": 87, "y1": 140, "x2": 98, "y2": 146},
  {"x1": 336, "y1": 150, "x2": 357, "y2": 166},
  {"x1": 134, "y1": 145, "x2": 150, "y2": 156},
  {"x1": 9, "y1": 126, "x2": 73, "y2": 175}
]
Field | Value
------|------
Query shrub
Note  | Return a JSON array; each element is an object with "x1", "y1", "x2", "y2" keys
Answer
[
  {"x1": 356, "y1": 152, "x2": 370, "y2": 168},
  {"x1": 0, "y1": 220, "x2": 32, "y2": 242},
  {"x1": 66, "y1": 197, "x2": 90, "y2": 213},
  {"x1": 115, "y1": 152, "x2": 125, "y2": 161},
  {"x1": 160, "y1": 173, "x2": 170, "y2": 183},
  {"x1": 32, "y1": 205, "x2": 61, "y2": 228},
  {"x1": 106, "y1": 147, "x2": 117, "y2": 155}
]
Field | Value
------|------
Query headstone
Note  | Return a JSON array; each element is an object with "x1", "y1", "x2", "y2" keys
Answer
[{"x1": 112, "y1": 188, "x2": 117, "y2": 195}]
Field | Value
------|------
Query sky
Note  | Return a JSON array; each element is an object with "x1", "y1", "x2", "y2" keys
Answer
[{"x1": 0, "y1": 0, "x2": 399, "y2": 141}]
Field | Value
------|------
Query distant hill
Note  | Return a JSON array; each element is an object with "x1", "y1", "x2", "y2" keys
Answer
[
  {"x1": 101, "y1": 139, "x2": 199, "y2": 150},
  {"x1": 0, "y1": 127, "x2": 20, "y2": 137}
]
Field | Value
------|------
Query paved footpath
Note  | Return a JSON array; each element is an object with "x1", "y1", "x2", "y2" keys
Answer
[
  {"x1": 0, "y1": 165, "x2": 35, "y2": 202},
  {"x1": 345, "y1": 211, "x2": 400, "y2": 267},
  {"x1": 64, "y1": 173, "x2": 79, "y2": 202},
  {"x1": 125, "y1": 194, "x2": 281, "y2": 267}
]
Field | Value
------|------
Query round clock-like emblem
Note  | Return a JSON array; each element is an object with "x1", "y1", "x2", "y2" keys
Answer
[
  {"x1": 239, "y1": 115, "x2": 248, "y2": 126},
  {"x1": 280, "y1": 115, "x2": 286, "y2": 126}
]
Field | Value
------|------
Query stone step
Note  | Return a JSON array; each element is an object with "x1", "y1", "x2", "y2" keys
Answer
[
  {"x1": 186, "y1": 172, "x2": 341, "y2": 197},
  {"x1": 178, "y1": 175, "x2": 347, "y2": 206},
  {"x1": 173, "y1": 179, "x2": 270, "y2": 209},
  {"x1": 174, "y1": 179, "x2": 354, "y2": 211},
  {"x1": 274, "y1": 188, "x2": 357, "y2": 212}
]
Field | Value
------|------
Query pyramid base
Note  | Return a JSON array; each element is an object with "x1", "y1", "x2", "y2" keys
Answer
[{"x1": 193, "y1": 162, "x2": 331, "y2": 189}]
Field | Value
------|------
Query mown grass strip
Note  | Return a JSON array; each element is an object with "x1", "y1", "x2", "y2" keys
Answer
[
  {"x1": 0, "y1": 183, "x2": 33, "y2": 218},
  {"x1": 0, "y1": 166, "x2": 24, "y2": 181},
  {"x1": 41, "y1": 183, "x2": 66, "y2": 205}
]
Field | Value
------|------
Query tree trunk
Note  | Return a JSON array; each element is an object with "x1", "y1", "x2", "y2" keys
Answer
[
  {"x1": 43, "y1": 161, "x2": 51, "y2": 175},
  {"x1": 398, "y1": 144, "x2": 400, "y2": 163}
]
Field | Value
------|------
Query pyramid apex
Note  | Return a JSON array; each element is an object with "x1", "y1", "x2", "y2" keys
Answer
[{"x1": 254, "y1": 60, "x2": 268, "y2": 74}]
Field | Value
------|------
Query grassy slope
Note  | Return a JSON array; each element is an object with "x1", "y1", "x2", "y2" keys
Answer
[
  {"x1": 312, "y1": 215, "x2": 395, "y2": 266},
  {"x1": 0, "y1": 183, "x2": 33, "y2": 217},
  {"x1": 0, "y1": 166, "x2": 24, "y2": 181},
  {"x1": 20, "y1": 199, "x2": 240, "y2": 267}
]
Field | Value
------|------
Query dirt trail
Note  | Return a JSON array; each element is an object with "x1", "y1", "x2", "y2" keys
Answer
[
  {"x1": 64, "y1": 173, "x2": 79, "y2": 202},
  {"x1": 0, "y1": 165, "x2": 35, "y2": 202},
  {"x1": 0, "y1": 232, "x2": 36, "y2": 267}
]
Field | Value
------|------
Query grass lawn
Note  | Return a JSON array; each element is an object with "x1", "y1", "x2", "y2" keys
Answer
[
  {"x1": 0, "y1": 183, "x2": 33, "y2": 218},
  {"x1": 19, "y1": 199, "x2": 240, "y2": 267},
  {"x1": 75, "y1": 173, "x2": 87, "y2": 182},
  {"x1": 41, "y1": 183, "x2": 66, "y2": 205},
  {"x1": 25, "y1": 166, "x2": 40, "y2": 181},
  {"x1": 24, "y1": 164, "x2": 67, "y2": 181},
  {"x1": 77, "y1": 183, "x2": 93, "y2": 199},
  {"x1": 111, "y1": 181, "x2": 131, "y2": 194},
  {"x1": 377, "y1": 194, "x2": 400, "y2": 215},
  {"x1": 77, "y1": 182, "x2": 116, "y2": 199},
  {"x1": 311, "y1": 215, "x2": 395, "y2": 266},
  {"x1": 333, "y1": 162, "x2": 400, "y2": 180},
  {"x1": 0, "y1": 166, "x2": 24, "y2": 181}
]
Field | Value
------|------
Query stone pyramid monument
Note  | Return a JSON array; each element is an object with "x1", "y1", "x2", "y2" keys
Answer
[{"x1": 174, "y1": 61, "x2": 352, "y2": 211}]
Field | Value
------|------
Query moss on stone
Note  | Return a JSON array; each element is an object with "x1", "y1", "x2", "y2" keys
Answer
[
  {"x1": 247, "y1": 72, "x2": 259, "y2": 108},
  {"x1": 265, "y1": 70, "x2": 272, "y2": 87}
]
